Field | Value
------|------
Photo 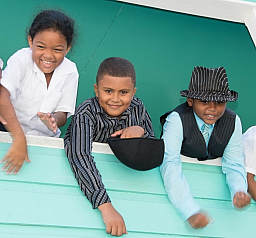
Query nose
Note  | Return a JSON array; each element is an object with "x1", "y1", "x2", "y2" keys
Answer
[
  {"x1": 111, "y1": 92, "x2": 120, "y2": 102},
  {"x1": 43, "y1": 48, "x2": 53, "y2": 59},
  {"x1": 207, "y1": 102, "x2": 217, "y2": 111}
]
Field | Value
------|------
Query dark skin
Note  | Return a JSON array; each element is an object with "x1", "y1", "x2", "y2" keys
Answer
[
  {"x1": 247, "y1": 173, "x2": 256, "y2": 201},
  {"x1": 186, "y1": 98, "x2": 251, "y2": 229}
]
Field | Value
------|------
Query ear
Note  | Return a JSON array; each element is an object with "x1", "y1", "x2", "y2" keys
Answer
[
  {"x1": 65, "y1": 45, "x2": 71, "y2": 56},
  {"x1": 187, "y1": 98, "x2": 193, "y2": 107},
  {"x1": 28, "y1": 36, "x2": 33, "y2": 48},
  {"x1": 132, "y1": 87, "x2": 136, "y2": 96},
  {"x1": 94, "y1": 84, "x2": 99, "y2": 97}
]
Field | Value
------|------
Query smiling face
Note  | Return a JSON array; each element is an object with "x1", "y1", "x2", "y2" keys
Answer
[
  {"x1": 187, "y1": 98, "x2": 226, "y2": 124},
  {"x1": 28, "y1": 29, "x2": 70, "y2": 79},
  {"x1": 94, "y1": 74, "x2": 136, "y2": 117}
]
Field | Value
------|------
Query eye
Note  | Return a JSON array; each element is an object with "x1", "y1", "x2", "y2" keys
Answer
[
  {"x1": 36, "y1": 45, "x2": 44, "y2": 49},
  {"x1": 54, "y1": 48, "x2": 64, "y2": 52},
  {"x1": 200, "y1": 100, "x2": 209, "y2": 104},
  {"x1": 120, "y1": 90, "x2": 128, "y2": 95},
  {"x1": 104, "y1": 89, "x2": 112, "y2": 94}
]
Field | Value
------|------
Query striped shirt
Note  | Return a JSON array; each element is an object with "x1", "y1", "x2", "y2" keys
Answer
[{"x1": 64, "y1": 96, "x2": 154, "y2": 208}]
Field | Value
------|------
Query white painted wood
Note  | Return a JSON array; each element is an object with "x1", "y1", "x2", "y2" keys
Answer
[{"x1": 0, "y1": 131, "x2": 221, "y2": 166}]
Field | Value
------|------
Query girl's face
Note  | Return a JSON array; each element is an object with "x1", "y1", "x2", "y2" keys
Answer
[{"x1": 28, "y1": 29, "x2": 70, "y2": 76}]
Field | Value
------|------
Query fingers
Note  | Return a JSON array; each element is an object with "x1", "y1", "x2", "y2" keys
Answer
[
  {"x1": 233, "y1": 192, "x2": 251, "y2": 208},
  {"x1": 38, "y1": 112, "x2": 58, "y2": 133},
  {"x1": 187, "y1": 213, "x2": 209, "y2": 229},
  {"x1": 111, "y1": 129, "x2": 124, "y2": 137},
  {"x1": 1, "y1": 155, "x2": 22, "y2": 174},
  {"x1": 105, "y1": 221, "x2": 126, "y2": 236},
  {"x1": 0, "y1": 115, "x2": 7, "y2": 125}
]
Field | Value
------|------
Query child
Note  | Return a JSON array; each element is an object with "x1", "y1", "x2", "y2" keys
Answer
[
  {"x1": 243, "y1": 126, "x2": 256, "y2": 201},
  {"x1": 64, "y1": 57, "x2": 154, "y2": 236},
  {"x1": 160, "y1": 66, "x2": 250, "y2": 229},
  {"x1": 0, "y1": 59, "x2": 29, "y2": 173},
  {"x1": 0, "y1": 10, "x2": 78, "y2": 174}
]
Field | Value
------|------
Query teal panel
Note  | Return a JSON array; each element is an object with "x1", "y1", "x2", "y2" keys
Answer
[
  {"x1": 1, "y1": 141, "x2": 256, "y2": 237},
  {"x1": 0, "y1": 0, "x2": 256, "y2": 138}
]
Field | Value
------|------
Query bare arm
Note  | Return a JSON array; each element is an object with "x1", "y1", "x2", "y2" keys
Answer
[
  {"x1": 0, "y1": 85, "x2": 29, "y2": 173},
  {"x1": 247, "y1": 172, "x2": 256, "y2": 201}
]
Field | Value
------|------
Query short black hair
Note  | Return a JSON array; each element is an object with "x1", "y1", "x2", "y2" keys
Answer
[
  {"x1": 28, "y1": 10, "x2": 74, "y2": 47},
  {"x1": 96, "y1": 57, "x2": 136, "y2": 86}
]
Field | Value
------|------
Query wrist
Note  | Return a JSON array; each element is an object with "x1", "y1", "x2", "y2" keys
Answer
[{"x1": 98, "y1": 202, "x2": 112, "y2": 213}]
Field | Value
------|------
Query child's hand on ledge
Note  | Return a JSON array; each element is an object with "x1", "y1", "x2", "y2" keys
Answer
[
  {"x1": 111, "y1": 126, "x2": 144, "y2": 138},
  {"x1": 98, "y1": 202, "x2": 127, "y2": 236},
  {"x1": 233, "y1": 191, "x2": 251, "y2": 208},
  {"x1": 187, "y1": 212, "x2": 209, "y2": 229},
  {"x1": 37, "y1": 112, "x2": 58, "y2": 134},
  {"x1": 1, "y1": 132, "x2": 30, "y2": 174}
]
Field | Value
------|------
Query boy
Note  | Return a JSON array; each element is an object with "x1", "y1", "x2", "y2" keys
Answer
[
  {"x1": 160, "y1": 66, "x2": 250, "y2": 229},
  {"x1": 243, "y1": 126, "x2": 256, "y2": 201},
  {"x1": 64, "y1": 57, "x2": 154, "y2": 236},
  {"x1": 0, "y1": 58, "x2": 29, "y2": 173}
]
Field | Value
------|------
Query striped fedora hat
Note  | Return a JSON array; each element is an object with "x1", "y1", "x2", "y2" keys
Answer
[{"x1": 180, "y1": 66, "x2": 238, "y2": 102}]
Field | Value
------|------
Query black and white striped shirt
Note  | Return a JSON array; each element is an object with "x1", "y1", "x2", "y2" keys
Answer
[{"x1": 64, "y1": 96, "x2": 154, "y2": 208}]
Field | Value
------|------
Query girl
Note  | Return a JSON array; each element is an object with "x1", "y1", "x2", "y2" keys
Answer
[{"x1": 0, "y1": 10, "x2": 79, "y2": 173}]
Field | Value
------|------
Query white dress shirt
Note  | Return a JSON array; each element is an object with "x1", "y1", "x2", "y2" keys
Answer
[
  {"x1": 1, "y1": 48, "x2": 78, "y2": 137},
  {"x1": 243, "y1": 126, "x2": 256, "y2": 175}
]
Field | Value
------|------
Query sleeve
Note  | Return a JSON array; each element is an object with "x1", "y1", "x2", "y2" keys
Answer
[
  {"x1": 64, "y1": 113, "x2": 111, "y2": 208},
  {"x1": 138, "y1": 103, "x2": 155, "y2": 138},
  {"x1": 55, "y1": 70, "x2": 79, "y2": 117},
  {"x1": 243, "y1": 126, "x2": 256, "y2": 175},
  {"x1": 1, "y1": 51, "x2": 25, "y2": 100},
  {"x1": 222, "y1": 115, "x2": 248, "y2": 200},
  {"x1": 160, "y1": 112, "x2": 201, "y2": 220}
]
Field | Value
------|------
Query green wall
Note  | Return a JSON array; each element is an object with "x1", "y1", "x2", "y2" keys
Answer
[{"x1": 1, "y1": 0, "x2": 255, "y2": 137}]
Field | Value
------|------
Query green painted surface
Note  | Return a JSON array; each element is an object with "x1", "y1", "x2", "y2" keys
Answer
[
  {"x1": 0, "y1": 0, "x2": 256, "y2": 138},
  {"x1": 0, "y1": 142, "x2": 256, "y2": 237}
]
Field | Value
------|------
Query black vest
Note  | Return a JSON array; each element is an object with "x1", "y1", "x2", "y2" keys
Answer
[{"x1": 160, "y1": 103, "x2": 236, "y2": 161}]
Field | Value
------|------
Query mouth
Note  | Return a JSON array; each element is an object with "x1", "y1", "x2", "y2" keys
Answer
[
  {"x1": 204, "y1": 114, "x2": 217, "y2": 120},
  {"x1": 40, "y1": 59, "x2": 55, "y2": 68},
  {"x1": 108, "y1": 104, "x2": 122, "y2": 109}
]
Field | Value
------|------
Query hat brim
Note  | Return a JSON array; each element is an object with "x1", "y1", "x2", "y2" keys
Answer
[
  {"x1": 107, "y1": 137, "x2": 164, "y2": 171},
  {"x1": 180, "y1": 90, "x2": 238, "y2": 102}
]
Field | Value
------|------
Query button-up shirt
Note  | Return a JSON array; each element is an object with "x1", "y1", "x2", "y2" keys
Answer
[
  {"x1": 1, "y1": 48, "x2": 78, "y2": 137},
  {"x1": 64, "y1": 96, "x2": 154, "y2": 208},
  {"x1": 160, "y1": 111, "x2": 247, "y2": 220}
]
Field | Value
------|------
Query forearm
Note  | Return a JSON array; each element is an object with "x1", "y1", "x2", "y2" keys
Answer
[
  {"x1": 52, "y1": 111, "x2": 67, "y2": 128},
  {"x1": 247, "y1": 173, "x2": 256, "y2": 201},
  {"x1": 0, "y1": 86, "x2": 25, "y2": 139},
  {"x1": 64, "y1": 115, "x2": 110, "y2": 208}
]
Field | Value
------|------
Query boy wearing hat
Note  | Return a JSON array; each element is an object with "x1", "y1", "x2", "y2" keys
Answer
[
  {"x1": 0, "y1": 58, "x2": 29, "y2": 173},
  {"x1": 160, "y1": 66, "x2": 250, "y2": 229},
  {"x1": 64, "y1": 57, "x2": 154, "y2": 236}
]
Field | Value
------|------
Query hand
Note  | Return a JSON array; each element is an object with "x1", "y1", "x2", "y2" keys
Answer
[
  {"x1": 233, "y1": 191, "x2": 251, "y2": 208},
  {"x1": 187, "y1": 212, "x2": 209, "y2": 229},
  {"x1": 98, "y1": 203, "x2": 127, "y2": 236},
  {"x1": 1, "y1": 134, "x2": 30, "y2": 174},
  {"x1": 0, "y1": 114, "x2": 7, "y2": 125},
  {"x1": 37, "y1": 112, "x2": 58, "y2": 133},
  {"x1": 111, "y1": 126, "x2": 144, "y2": 138}
]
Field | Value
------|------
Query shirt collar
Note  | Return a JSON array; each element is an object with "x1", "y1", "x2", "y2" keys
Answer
[{"x1": 193, "y1": 112, "x2": 215, "y2": 131}]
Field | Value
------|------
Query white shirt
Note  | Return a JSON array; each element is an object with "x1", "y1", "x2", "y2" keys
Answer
[
  {"x1": 1, "y1": 48, "x2": 78, "y2": 137},
  {"x1": 243, "y1": 126, "x2": 256, "y2": 175}
]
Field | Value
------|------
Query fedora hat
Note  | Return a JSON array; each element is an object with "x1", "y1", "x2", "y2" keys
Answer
[
  {"x1": 107, "y1": 137, "x2": 164, "y2": 171},
  {"x1": 180, "y1": 66, "x2": 238, "y2": 102}
]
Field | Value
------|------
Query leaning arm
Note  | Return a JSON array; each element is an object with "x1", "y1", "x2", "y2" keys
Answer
[
  {"x1": 221, "y1": 115, "x2": 247, "y2": 200},
  {"x1": 64, "y1": 114, "x2": 111, "y2": 208},
  {"x1": 160, "y1": 112, "x2": 201, "y2": 220}
]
